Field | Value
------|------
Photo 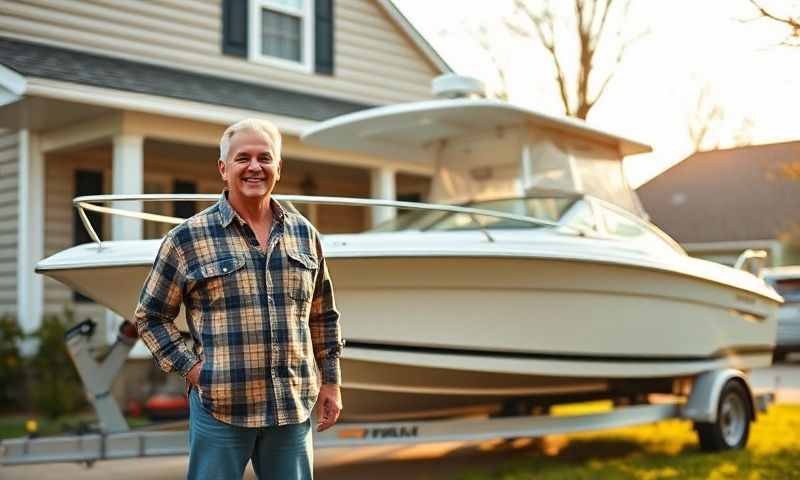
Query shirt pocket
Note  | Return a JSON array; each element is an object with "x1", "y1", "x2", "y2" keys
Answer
[
  {"x1": 194, "y1": 255, "x2": 247, "y2": 305},
  {"x1": 285, "y1": 248, "x2": 318, "y2": 302}
]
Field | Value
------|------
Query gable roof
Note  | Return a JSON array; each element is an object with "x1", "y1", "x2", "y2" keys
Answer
[
  {"x1": 636, "y1": 141, "x2": 800, "y2": 244},
  {"x1": 0, "y1": 37, "x2": 372, "y2": 122}
]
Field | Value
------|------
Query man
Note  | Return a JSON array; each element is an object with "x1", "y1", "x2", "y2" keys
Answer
[{"x1": 134, "y1": 118, "x2": 344, "y2": 479}]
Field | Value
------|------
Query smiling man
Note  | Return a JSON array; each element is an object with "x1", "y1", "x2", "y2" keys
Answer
[{"x1": 134, "y1": 118, "x2": 344, "y2": 479}]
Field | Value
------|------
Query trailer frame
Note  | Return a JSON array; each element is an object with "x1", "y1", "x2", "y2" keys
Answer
[{"x1": 0, "y1": 319, "x2": 774, "y2": 467}]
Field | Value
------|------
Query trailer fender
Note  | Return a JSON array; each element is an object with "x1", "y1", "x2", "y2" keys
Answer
[{"x1": 682, "y1": 369, "x2": 755, "y2": 423}]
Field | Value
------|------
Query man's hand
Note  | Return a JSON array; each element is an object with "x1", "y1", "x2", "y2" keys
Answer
[
  {"x1": 186, "y1": 360, "x2": 203, "y2": 386},
  {"x1": 316, "y1": 384, "x2": 342, "y2": 432}
]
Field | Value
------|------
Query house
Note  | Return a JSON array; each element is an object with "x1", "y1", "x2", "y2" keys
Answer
[
  {"x1": 636, "y1": 141, "x2": 800, "y2": 267},
  {"x1": 0, "y1": 0, "x2": 451, "y2": 350}
]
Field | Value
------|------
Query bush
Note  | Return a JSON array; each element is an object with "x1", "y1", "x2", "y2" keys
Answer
[
  {"x1": 0, "y1": 314, "x2": 25, "y2": 412},
  {"x1": 27, "y1": 309, "x2": 86, "y2": 418}
]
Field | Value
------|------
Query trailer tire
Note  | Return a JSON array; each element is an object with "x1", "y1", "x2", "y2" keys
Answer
[{"x1": 695, "y1": 380, "x2": 751, "y2": 451}]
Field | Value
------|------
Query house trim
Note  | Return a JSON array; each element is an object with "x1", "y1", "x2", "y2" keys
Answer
[
  {"x1": 0, "y1": 63, "x2": 26, "y2": 98},
  {"x1": 16, "y1": 129, "x2": 44, "y2": 335},
  {"x1": 375, "y1": 0, "x2": 452, "y2": 74},
  {"x1": 682, "y1": 239, "x2": 780, "y2": 252},
  {"x1": 24, "y1": 78, "x2": 317, "y2": 136}
]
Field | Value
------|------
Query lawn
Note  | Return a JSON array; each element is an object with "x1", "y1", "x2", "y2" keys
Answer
[
  {"x1": 0, "y1": 414, "x2": 151, "y2": 440},
  {"x1": 455, "y1": 404, "x2": 800, "y2": 480}
]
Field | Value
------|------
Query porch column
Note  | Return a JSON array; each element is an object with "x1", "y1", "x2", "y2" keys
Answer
[
  {"x1": 370, "y1": 167, "x2": 396, "y2": 227},
  {"x1": 108, "y1": 134, "x2": 144, "y2": 342},
  {"x1": 17, "y1": 130, "x2": 44, "y2": 339},
  {"x1": 111, "y1": 134, "x2": 144, "y2": 240}
]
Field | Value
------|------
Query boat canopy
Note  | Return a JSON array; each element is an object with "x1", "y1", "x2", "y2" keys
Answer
[{"x1": 301, "y1": 98, "x2": 652, "y2": 217}]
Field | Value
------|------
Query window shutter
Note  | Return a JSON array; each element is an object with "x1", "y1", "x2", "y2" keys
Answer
[
  {"x1": 314, "y1": 0, "x2": 334, "y2": 75},
  {"x1": 73, "y1": 170, "x2": 104, "y2": 302},
  {"x1": 222, "y1": 0, "x2": 249, "y2": 57}
]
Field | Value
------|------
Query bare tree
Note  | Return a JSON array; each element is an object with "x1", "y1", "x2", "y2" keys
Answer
[
  {"x1": 748, "y1": 0, "x2": 800, "y2": 46},
  {"x1": 731, "y1": 117, "x2": 755, "y2": 148},
  {"x1": 507, "y1": 0, "x2": 647, "y2": 120},
  {"x1": 435, "y1": 20, "x2": 511, "y2": 101},
  {"x1": 688, "y1": 82, "x2": 724, "y2": 152},
  {"x1": 688, "y1": 81, "x2": 754, "y2": 153},
  {"x1": 465, "y1": 22, "x2": 511, "y2": 101}
]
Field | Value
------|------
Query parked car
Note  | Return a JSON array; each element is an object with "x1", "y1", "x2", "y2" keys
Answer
[
  {"x1": 143, "y1": 375, "x2": 189, "y2": 421},
  {"x1": 763, "y1": 266, "x2": 800, "y2": 362}
]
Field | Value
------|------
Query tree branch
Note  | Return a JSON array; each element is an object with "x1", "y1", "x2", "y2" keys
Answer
[{"x1": 749, "y1": 0, "x2": 800, "y2": 30}]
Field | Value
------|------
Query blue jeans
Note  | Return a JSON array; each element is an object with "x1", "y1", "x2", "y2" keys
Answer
[{"x1": 187, "y1": 387, "x2": 313, "y2": 480}]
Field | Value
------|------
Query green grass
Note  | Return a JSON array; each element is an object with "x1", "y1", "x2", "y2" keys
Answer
[
  {"x1": 0, "y1": 414, "x2": 152, "y2": 440},
  {"x1": 455, "y1": 404, "x2": 800, "y2": 480}
]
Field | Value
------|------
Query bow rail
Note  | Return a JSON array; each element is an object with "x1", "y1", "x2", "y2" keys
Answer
[{"x1": 73, "y1": 194, "x2": 585, "y2": 249}]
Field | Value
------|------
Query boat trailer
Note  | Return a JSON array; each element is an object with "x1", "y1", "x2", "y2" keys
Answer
[{"x1": 0, "y1": 319, "x2": 774, "y2": 466}]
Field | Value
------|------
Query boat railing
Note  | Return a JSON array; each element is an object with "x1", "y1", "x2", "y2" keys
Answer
[
  {"x1": 73, "y1": 194, "x2": 585, "y2": 248},
  {"x1": 734, "y1": 249, "x2": 769, "y2": 277}
]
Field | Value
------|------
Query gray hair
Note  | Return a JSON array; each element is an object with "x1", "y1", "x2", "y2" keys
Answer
[{"x1": 219, "y1": 118, "x2": 282, "y2": 163}]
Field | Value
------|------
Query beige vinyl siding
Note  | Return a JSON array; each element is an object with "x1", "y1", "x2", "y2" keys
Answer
[
  {"x1": 0, "y1": 0, "x2": 440, "y2": 106},
  {"x1": 0, "y1": 131, "x2": 18, "y2": 315}
]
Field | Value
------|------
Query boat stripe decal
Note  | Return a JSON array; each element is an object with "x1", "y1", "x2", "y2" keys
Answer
[{"x1": 345, "y1": 341, "x2": 774, "y2": 363}]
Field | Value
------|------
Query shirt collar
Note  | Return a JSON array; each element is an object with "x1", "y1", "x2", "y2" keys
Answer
[{"x1": 219, "y1": 190, "x2": 286, "y2": 228}]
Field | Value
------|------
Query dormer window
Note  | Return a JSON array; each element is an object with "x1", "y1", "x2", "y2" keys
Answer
[{"x1": 250, "y1": 0, "x2": 314, "y2": 71}]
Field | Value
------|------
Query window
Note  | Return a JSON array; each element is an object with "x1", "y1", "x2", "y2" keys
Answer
[{"x1": 250, "y1": 0, "x2": 314, "y2": 71}]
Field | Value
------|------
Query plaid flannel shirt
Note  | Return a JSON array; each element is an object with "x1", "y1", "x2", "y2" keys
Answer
[{"x1": 134, "y1": 191, "x2": 343, "y2": 427}]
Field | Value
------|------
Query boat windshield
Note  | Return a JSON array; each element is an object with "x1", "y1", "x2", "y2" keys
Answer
[{"x1": 370, "y1": 196, "x2": 583, "y2": 232}]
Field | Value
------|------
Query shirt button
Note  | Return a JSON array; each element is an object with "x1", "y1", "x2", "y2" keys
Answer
[{"x1": 222, "y1": 267, "x2": 228, "y2": 273}]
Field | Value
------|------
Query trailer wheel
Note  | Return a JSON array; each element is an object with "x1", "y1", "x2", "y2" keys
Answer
[{"x1": 695, "y1": 380, "x2": 751, "y2": 451}]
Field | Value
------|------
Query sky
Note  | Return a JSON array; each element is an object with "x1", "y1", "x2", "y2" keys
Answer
[{"x1": 392, "y1": 0, "x2": 800, "y2": 187}]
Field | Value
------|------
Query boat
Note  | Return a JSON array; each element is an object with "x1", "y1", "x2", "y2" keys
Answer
[{"x1": 35, "y1": 75, "x2": 782, "y2": 421}]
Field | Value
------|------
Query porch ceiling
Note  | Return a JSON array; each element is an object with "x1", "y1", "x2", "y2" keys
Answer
[{"x1": 0, "y1": 95, "x2": 111, "y2": 131}]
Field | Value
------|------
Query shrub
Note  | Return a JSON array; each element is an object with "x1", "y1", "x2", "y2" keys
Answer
[
  {"x1": 0, "y1": 314, "x2": 25, "y2": 412},
  {"x1": 28, "y1": 309, "x2": 86, "y2": 419}
]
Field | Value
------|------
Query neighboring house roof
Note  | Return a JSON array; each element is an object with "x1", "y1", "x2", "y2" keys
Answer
[
  {"x1": 0, "y1": 37, "x2": 372, "y2": 121},
  {"x1": 378, "y1": 0, "x2": 452, "y2": 74},
  {"x1": 637, "y1": 141, "x2": 800, "y2": 244}
]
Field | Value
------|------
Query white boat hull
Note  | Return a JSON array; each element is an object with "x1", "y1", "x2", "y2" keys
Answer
[
  {"x1": 330, "y1": 255, "x2": 776, "y2": 369},
  {"x1": 37, "y1": 239, "x2": 779, "y2": 420}
]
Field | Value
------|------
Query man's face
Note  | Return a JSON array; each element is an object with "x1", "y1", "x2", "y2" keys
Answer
[{"x1": 219, "y1": 129, "x2": 281, "y2": 199}]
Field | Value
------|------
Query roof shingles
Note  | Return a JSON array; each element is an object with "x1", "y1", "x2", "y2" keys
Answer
[
  {"x1": 0, "y1": 37, "x2": 372, "y2": 121},
  {"x1": 637, "y1": 142, "x2": 800, "y2": 244}
]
